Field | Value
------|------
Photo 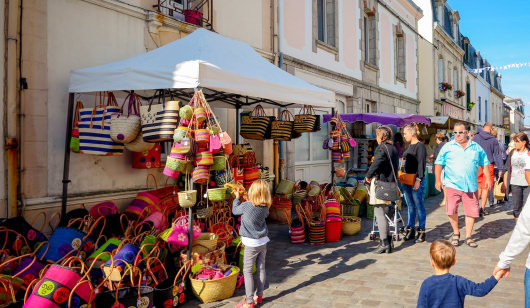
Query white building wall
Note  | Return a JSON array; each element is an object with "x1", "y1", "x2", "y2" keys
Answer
[{"x1": 47, "y1": 0, "x2": 154, "y2": 197}]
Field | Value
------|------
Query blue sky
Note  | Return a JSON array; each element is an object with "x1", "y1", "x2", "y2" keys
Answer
[{"x1": 447, "y1": 0, "x2": 530, "y2": 125}]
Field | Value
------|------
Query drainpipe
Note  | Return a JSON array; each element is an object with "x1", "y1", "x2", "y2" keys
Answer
[
  {"x1": 4, "y1": 0, "x2": 21, "y2": 218},
  {"x1": 275, "y1": 0, "x2": 283, "y2": 186}
]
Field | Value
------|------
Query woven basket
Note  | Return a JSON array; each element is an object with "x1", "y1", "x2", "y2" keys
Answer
[
  {"x1": 341, "y1": 216, "x2": 361, "y2": 235},
  {"x1": 178, "y1": 190, "x2": 197, "y2": 208},
  {"x1": 207, "y1": 188, "x2": 226, "y2": 202},
  {"x1": 190, "y1": 266, "x2": 240, "y2": 303},
  {"x1": 196, "y1": 203, "x2": 214, "y2": 218},
  {"x1": 125, "y1": 132, "x2": 155, "y2": 152},
  {"x1": 211, "y1": 156, "x2": 227, "y2": 171},
  {"x1": 193, "y1": 232, "x2": 219, "y2": 252}
]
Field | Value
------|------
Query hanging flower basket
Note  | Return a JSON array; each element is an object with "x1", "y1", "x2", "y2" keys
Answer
[
  {"x1": 455, "y1": 90, "x2": 466, "y2": 98},
  {"x1": 439, "y1": 82, "x2": 453, "y2": 91}
]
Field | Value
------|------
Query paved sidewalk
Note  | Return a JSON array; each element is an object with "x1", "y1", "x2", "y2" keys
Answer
[{"x1": 185, "y1": 194, "x2": 527, "y2": 307}]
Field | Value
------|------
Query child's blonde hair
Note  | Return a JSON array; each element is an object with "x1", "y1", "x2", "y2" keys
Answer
[
  {"x1": 247, "y1": 179, "x2": 272, "y2": 208},
  {"x1": 430, "y1": 240, "x2": 456, "y2": 269}
]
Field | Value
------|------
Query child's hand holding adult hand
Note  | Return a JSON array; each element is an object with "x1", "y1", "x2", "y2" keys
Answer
[{"x1": 493, "y1": 265, "x2": 510, "y2": 280}]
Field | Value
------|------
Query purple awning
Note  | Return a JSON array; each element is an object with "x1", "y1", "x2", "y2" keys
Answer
[{"x1": 323, "y1": 113, "x2": 431, "y2": 127}]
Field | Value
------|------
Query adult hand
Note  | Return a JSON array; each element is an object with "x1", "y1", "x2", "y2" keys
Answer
[
  {"x1": 365, "y1": 177, "x2": 372, "y2": 184},
  {"x1": 234, "y1": 190, "x2": 240, "y2": 199},
  {"x1": 435, "y1": 180, "x2": 443, "y2": 192},
  {"x1": 413, "y1": 179, "x2": 420, "y2": 191},
  {"x1": 493, "y1": 265, "x2": 510, "y2": 279}
]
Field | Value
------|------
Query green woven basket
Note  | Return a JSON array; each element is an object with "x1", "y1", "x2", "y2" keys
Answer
[
  {"x1": 207, "y1": 188, "x2": 227, "y2": 201},
  {"x1": 211, "y1": 156, "x2": 227, "y2": 171}
]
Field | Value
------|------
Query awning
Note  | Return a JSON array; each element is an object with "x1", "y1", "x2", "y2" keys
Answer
[
  {"x1": 426, "y1": 116, "x2": 476, "y2": 129},
  {"x1": 323, "y1": 113, "x2": 431, "y2": 127},
  {"x1": 68, "y1": 29, "x2": 335, "y2": 108}
]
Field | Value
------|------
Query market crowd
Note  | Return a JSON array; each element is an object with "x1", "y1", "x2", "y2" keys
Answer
[{"x1": 364, "y1": 121, "x2": 530, "y2": 306}]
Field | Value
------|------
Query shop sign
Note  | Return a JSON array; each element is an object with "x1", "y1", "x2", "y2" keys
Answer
[
  {"x1": 503, "y1": 116, "x2": 510, "y2": 129},
  {"x1": 443, "y1": 102, "x2": 464, "y2": 120}
]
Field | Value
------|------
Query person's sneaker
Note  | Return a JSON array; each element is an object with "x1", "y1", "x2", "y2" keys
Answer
[{"x1": 254, "y1": 296, "x2": 263, "y2": 305}]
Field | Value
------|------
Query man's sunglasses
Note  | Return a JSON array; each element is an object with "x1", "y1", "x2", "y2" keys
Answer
[{"x1": 453, "y1": 131, "x2": 467, "y2": 135}]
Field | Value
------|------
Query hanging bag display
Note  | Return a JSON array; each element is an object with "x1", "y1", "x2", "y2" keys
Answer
[
  {"x1": 271, "y1": 109, "x2": 295, "y2": 141},
  {"x1": 78, "y1": 92, "x2": 124, "y2": 155},
  {"x1": 141, "y1": 90, "x2": 180, "y2": 142},
  {"x1": 240, "y1": 105, "x2": 274, "y2": 140},
  {"x1": 294, "y1": 105, "x2": 318, "y2": 133},
  {"x1": 110, "y1": 92, "x2": 142, "y2": 144},
  {"x1": 177, "y1": 175, "x2": 197, "y2": 208},
  {"x1": 69, "y1": 101, "x2": 83, "y2": 153}
]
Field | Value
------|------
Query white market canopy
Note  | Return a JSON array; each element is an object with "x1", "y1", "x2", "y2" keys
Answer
[{"x1": 69, "y1": 28, "x2": 335, "y2": 108}]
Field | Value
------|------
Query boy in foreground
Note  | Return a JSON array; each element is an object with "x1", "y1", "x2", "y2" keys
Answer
[{"x1": 417, "y1": 240, "x2": 503, "y2": 307}]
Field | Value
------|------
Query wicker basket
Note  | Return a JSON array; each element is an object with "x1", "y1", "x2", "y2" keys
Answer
[
  {"x1": 196, "y1": 202, "x2": 214, "y2": 218},
  {"x1": 341, "y1": 216, "x2": 361, "y2": 235},
  {"x1": 178, "y1": 190, "x2": 197, "y2": 208},
  {"x1": 190, "y1": 265, "x2": 240, "y2": 303},
  {"x1": 193, "y1": 232, "x2": 219, "y2": 252},
  {"x1": 207, "y1": 188, "x2": 226, "y2": 202}
]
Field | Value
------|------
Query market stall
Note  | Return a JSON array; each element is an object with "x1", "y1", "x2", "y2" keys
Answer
[{"x1": 0, "y1": 29, "x2": 335, "y2": 307}]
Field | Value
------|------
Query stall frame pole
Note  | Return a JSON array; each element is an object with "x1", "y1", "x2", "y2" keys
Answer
[{"x1": 61, "y1": 93, "x2": 75, "y2": 218}]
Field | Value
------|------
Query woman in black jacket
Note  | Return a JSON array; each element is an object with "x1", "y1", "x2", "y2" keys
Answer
[{"x1": 365, "y1": 126, "x2": 399, "y2": 254}]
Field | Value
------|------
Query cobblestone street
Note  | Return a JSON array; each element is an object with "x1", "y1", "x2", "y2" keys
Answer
[{"x1": 186, "y1": 194, "x2": 527, "y2": 307}]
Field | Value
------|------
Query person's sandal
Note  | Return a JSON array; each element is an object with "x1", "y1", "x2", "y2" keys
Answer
[
  {"x1": 451, "y1": 233, "x2": 460, "y2": 246},
  {"x1": 465, "y1": 237, "x2": 478, "y2": 248}
]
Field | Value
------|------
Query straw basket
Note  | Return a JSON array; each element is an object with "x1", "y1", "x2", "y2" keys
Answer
[
  {"x1": 207, "y1": 188, "x2": 226, "y2": 202},
  {"x1": 178, "y1": 190, "x2": 197, "y2": 208},
  {"x1": 190, "y1": 266, "x2": 240, "y2": 303},
  {"x1": 193, "y1": 233, "x2": 219, "y2": 252},
  {"x1": 341, "y1": 216, "x2": 361, "y2": 236}
]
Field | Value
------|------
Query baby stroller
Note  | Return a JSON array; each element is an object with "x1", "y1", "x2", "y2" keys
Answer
[{"x1": 366, "y1": 181, "x2": 405, "y2": 241}]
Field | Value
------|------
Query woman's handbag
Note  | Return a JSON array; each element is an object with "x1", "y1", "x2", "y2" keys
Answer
[
  {"x1": 494, "y1": 178, "x2": 505, "y2": 200},
  {"x1": 240, "y1": 105, "x2": 274, "y2": 140},
  {"x1": 374, "y1": 144, "x2": 401, "y2": 202},
  {"x1": 110, "y1": 92, "x2": 142, "y2": 144},
  {"x1": 141, "y1": 90, "x2": 180, "y2": 142},
  {"x1": 397, "y1": 157, "x2": 416, "y2": 186},
  {"x1": 271, "y1": 110, "x2": 295, "y2": 141},
  {"x1": 294, "y1": 105, "x2": 318, "y2": 133},
  {"x1": 177, "y1": 176, "x2": 197, "y2": 208},
  {"x1": 132, "y1": 144, "x2": 161, "y2": 169},
  {"x1": 124, "y1": 131, "x2": 155, "y2": 153},
  {"x1": 78, "y1": 92, "x2": 124, "y2": 155},
  {"x1": 153, "y1": 261, "x2": 190, "y2": 308}
]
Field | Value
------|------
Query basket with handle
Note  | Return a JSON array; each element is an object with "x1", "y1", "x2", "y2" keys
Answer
[
  {"x1": 110, "y1": 91, "x2": 142, "y2": 143},
  {"x1": 178, "y1": 175, "x2": 197, "y2": 208},
  {"x1": 190, "y1": 264, "x2": 240, "y2": 303},
  {"x1": 153, "y1": 260, "x2": 191, "y2": 308}
]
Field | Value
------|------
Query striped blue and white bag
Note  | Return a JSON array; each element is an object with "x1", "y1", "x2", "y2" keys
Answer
[{"x1": 78, "y1": 92, "x2": 124, "y2": 155}]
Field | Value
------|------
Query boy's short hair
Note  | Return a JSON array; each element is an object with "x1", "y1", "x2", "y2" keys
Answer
[
  {"x1": 299, "y1": 181, "x2": 308, "y2": 190},
  {"x1": 430, "y1": 240, "x2": 456, "y2": 269}
]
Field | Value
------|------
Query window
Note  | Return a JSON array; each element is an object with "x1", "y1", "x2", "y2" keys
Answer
[
  {"x1": 466, "y1": 83, "x2": 471, "y2": 105},
  {"x1": 364, "y1": 15, "x2": 376, "y2": 65},
  {"x1": 485, "y1": 100, "x2": 488, "y2": 122},
  {"x1": 317, "y1": 0, "x2": 336, "y2": 47},
  {"x1": 478, "y1": 97, "x2": 482, "y2": 121},
  {"x1": 438, "y1": 58, "x2": 444, "y2": 83},
  {"x1": 453, "y1": 68, "x2": 458, "y2": 91},
  {"x1": 395, "y1": 26, "x2": 406, "y2": 80}
]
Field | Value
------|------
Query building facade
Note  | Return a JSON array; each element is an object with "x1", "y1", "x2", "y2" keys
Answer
[
  {"x1": 280, "y1": 0, "x2": 423, "y2": 182},
  {"x1": 504, "y1": 97, "x2": 525, "y2": 137}
]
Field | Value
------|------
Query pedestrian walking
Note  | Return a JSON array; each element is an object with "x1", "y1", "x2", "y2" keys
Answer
[
  {"x1": 472, "y1": 122, "x2": 504, "y2": 216},
  {"x1": 502, "y1": 132, "x2": 530, "y2": 222},
  {"x1": 232, "y1": 179, "x2": 272, "y2": 308},
  {"x1": 418, "y1": 240, "x2": 503, "y2": 308},
  {"x1": 488, "y1": 128, "x2": 506, "y2": 207},
  {"x1": 433, "y1": 132, "x2": 448, "y2": 207},
  {"x1": 435, "y1": 122, "x2": 491, "y2": 248},
  {"x1": 494, "y1": 195, "x2": 530, "y2": 307},
  {"x1": 401, "y1": 123, "x2": 427, "y2": 243},
  {"x1": 365, "y1": 125, "x2": 399, "y2": 254},
  {"x1": 394, "y1": 132, "x2": 405, "y2": 159}
]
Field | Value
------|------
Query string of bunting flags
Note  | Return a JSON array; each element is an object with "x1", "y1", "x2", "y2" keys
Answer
[{"x1": 467, "y1": 61, "x2": 530, "y2": 73}]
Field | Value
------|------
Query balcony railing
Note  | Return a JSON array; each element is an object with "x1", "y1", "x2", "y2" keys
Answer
[{"x1": 154, "y1": 0, "x2": 213, "y2": 30}]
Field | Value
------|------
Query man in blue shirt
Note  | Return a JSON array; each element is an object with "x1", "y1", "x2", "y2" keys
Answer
[{"x1": 435, "y1": 123, "x2": 491, "y2": 248}]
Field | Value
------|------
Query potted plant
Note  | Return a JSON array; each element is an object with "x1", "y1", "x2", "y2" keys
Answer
[
  {"x1": 467, "y1": 101, "x2": 475, "y2": 111},
  {"x1": 183, "y1": 9, "x2": 203, "y2": 26},
  {"x1": 455, "y1": 90, "x2": 465, "y2": 98},
  {"x1": 439, "y1": 82, "x2": 453, "y2": 91}
]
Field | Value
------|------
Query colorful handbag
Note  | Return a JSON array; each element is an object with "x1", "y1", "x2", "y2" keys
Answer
[
  {"x1": 340, "y1": 140, "x2": 351, "y2": 153},
  {"x1": 173, "y1": 126, "x2": 188, "y2": 143},
  {"x1": 209, "y1": 134, "x2": 222, "y2": 154},
  {"x1": 78, "y1": 92, "x2": 124, "y2": 155},
  {"x1": 219, "y1": 131, "x2": 232, "y2": 155},
  {"x1": 69, "y1": 101, "x2": 83, "y2": 153},
  {"x1": 195, "y1": 128, "x2": 209, "y2": 144},
  {"x1": 177, "y1": 176, "x2": 197, "y2": 208},
  {"x1": 132, "y1": 144, "x2": 161, "y2": 169},
  {"x1": 195, "y1": 107, "x2": 207, "y2": 122},
  {"x1": 88, "y1": 201, "x2": 119, "y2": 219},
  {"x1": 141, "y1": 90, "x2": 180, "y2": 142},
  {"x1": 24, "y1": 264, "x2": 92, "y2": 308},
  {"x1": 214, "y1": 170, "x2": 234, "y2": 188},
  {"x1": 240, "y1": 105, "x2": 274, "y2": 140},
  {"x1": 243, "y1": 166, "x2": 259, "y2": 188},
  {"x1": 153, "y1": 262, "x2": 190, "y2": 308},
  {"x1": 294, "y1": 105, "x2": 318, "y2": 133},
  {"x1": 211, "y1": 156, "x2": 227, "y2": 171},
  {"x1": 110, "y1": 92, "x2": 142, "y2": 144},
  {"x1": 271, "y1": 110, "x2": 295, "y2": 141},
  {"x1": 192, "y1": 166, "x2": 210, "y2": 184},
  {"x1": 36, "y1": 222, "x2": 98, "y2": 263},
  {"x1": 195, "y1": 152, "x2": 214, "y2": 166}
]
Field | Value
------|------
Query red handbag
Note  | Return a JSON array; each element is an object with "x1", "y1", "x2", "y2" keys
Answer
[{"x1": 132, "y1": 144, "x2": 161, "y2": 169}]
